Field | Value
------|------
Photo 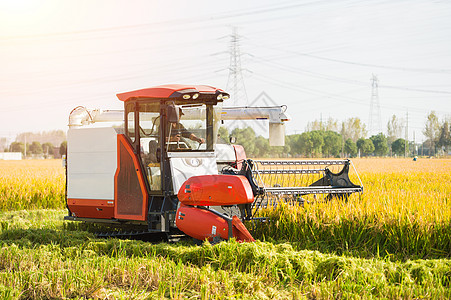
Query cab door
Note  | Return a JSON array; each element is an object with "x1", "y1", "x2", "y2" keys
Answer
[{"x1": 114, "y1": 102, "x2": 148, "y2": 221}]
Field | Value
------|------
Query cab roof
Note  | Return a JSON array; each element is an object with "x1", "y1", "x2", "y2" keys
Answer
[{"x1": 116, "y1": 84, "x2": 227, "y2": 102}]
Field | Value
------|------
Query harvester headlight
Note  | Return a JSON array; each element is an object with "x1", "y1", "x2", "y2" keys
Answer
[
  {"x1": 222, "y1": 95, "x2": 229, "y2": 100},
  {"x1": 217, "y1": 94, "x2": 223, "y2": 100},
  {"x1": 183, "y1": 94, "x2": 191, "y2": 100},
  {"x1": 192, "y1": 93, "x2": 199, "y2": 99}
]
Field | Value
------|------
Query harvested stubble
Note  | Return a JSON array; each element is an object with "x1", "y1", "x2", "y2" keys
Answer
[{"x1": 0, "y1": 210, "x2": 450, "y2": 299}]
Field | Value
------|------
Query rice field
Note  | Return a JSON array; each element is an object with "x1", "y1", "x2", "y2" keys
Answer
[
  {"x1": 0, "y1": 160, "x2": 65, "y2": 211},
  {"x1": 253, "y1": 158, "x2": 451, "y2": 260},
  {"x1": 0, "y1": 158, "x2": 450, "y2": 299}
]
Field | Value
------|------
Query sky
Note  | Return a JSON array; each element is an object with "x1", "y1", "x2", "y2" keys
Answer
[{"x1": 0, "y1": 0, "x2": 450, "y2": 144}]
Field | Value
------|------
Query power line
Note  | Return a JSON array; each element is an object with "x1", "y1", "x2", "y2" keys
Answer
[
  {"x1": 251, "y1": 55, "x2": 451, "y2": 95},
  {"x1": 248, "y1": 42, "x2": 451, "y2": 74},
  {"x1": 0, "y1": 0, "x2": 331, "y2": 41},
  {"x1": 250, "y1": 72, "x2": 450, "y2": 115}
]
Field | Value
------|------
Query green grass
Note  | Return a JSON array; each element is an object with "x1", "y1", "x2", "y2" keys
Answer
[{"x1": 0, "y1": 210, "x2": 450, "y2": 299}]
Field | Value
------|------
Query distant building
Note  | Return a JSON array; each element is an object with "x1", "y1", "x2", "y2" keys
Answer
[{"x1": 0, "y1": 152, "x2": 22, "y2": 160}]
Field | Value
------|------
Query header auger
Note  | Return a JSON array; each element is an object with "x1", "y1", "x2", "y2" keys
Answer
[{"x1": 64, "y1": 84, "x2": 363, "y2": 242}]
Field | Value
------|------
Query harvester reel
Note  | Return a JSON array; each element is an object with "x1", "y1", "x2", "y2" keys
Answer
[{"x1": 245, "y1": 159, "x2": 363, "y2": 216}]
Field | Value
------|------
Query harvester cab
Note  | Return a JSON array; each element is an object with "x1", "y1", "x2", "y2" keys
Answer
[{"x1": 65, "y1": 84, "x2": 363, "y2": 242}]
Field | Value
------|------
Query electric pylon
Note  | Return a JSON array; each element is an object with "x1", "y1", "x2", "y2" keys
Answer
[
  {"x1": 368, "y1": 74, "x2": 382, "y2": 135},
  {"x1": 226, "y1": 27, "x2": 248, "y2": 106}
]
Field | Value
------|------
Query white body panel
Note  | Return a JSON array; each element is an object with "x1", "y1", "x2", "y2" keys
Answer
[
  {"x1": 169, "y1": 152, "x2": 218, "y2": 194},
  {"x1": 214, "y1": 144, "x2": 236, "y2": 162},
  {"x1": 67, "y1": 127, "x2": 118, "y2": 200}
]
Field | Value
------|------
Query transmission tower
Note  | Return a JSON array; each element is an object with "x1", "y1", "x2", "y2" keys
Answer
[
  {"x1": 368, "y1": 74, "x2": 382, "y2": 135},
  {"x1": 226, "y1": 27, "x2": 248, "y2": 106}
]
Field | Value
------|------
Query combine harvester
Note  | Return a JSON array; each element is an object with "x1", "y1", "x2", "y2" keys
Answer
[{"x1": 65, "y1": 84, "x2": 363, "y2": 242}]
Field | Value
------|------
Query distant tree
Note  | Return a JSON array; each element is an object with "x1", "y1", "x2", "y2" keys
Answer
[
  {"x1": 322, "y1": 131, "x2": 342, "y2": 157},
  {"x1": 356, "y1": 138, "x2": 364, "y2": 151},
  {"x1": 298, "y1": 131, "x2": 324, "y2": 157},
  {"x1": 370, "y1": 133, "x2": 389, "y2": 156},
  {"x1": 423, "y1": 111, "x2": 440, "y2": 156},
  {"x1": 42, "y1": 142, "x2": 54, "y2": 158},
  {"x1": 310, "y1": 131, "x2": 325, "y2": 156},
  {"x1": 296, "y1": 133, "x2": 310, "y2": 156},
  {"x1": 218, "y1": 127, "x2": 230, "y2": 144},
  {"x1": 341, "y1": 118, "x2": 367, "y2": 142},
  {"x1": 387, "y1": 114, "x2": 404, "y2": 145},
  {"x1": 437, "y1": 121, "x2": 450, "y2": 155},
  {"x1": 280, "y1": 143, "x2": 291, "y2": 158},
  {"x1": 0, "y1": 137, "x2": 7, "y2": 152},
  {"x1": 218, "y1": 126, "x2": 292, "y2": 158},
  {"x1": 391, "y1": 138, "x2": 408, "y2": 156},
  {"x1": 16, "y1": 130, "x2": 66, "y2": 146},
  {"x1": 254, "y1": 136, "x2": 270, "y2": 157},
  {"x1": 357, "y1": 138, "x2": 374, "y2": 156},
  {"x1": 231, "y1": 127, "x2": 256, "y2": 157},
  {"x1": 29, "y1": 141, "x2": 43, "y2": 155},
  {"x1": 59, "y1": 141, "x2": 67, "y2": 156},
  {"x1": 344, "y1": 138, "x2": 357, "y2": 157},
  {"x1": 306, "y1": 117, "x2": 339, "y2": 132},
  {"x1": 10, "y1": 142, "x2": 24, "y2": 154},
  {"x1": 286, "y1": 134, "x2": 302, "y2": 156}
]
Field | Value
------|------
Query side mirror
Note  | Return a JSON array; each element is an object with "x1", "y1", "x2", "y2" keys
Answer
[
  {"x1": 167, "y1": 104, "x2": 179, "y2": 123},
  {"x1": 229, "y1": 136, "x2": 237, "y2": 144}
]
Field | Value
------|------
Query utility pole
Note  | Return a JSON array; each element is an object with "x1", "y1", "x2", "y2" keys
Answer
[
  {"x1": 413, "y1": 131, "x2": 416, "y2": 156},
  {"x1": 320, "y1": 113, "x2": 323, "y2": 131},
  {"x1": 226, "y1": 27, "x2": 249, "y2": 106},
  {"x1": 368, "y1": 74, "x2": 382, "y2": 136},
  {"x1": 405, "y1": 109, "x2": 409, "y2": 157}
]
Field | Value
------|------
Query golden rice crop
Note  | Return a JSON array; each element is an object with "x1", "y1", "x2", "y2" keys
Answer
[
  {"x1": 252, "y1": 158, "x2": 451, "y2": 259},
  {"x1": 0, "y1": 160, "x2": 65, "y2": 211},
  {"x1": 0, "y1": 158, "x2": 450, "y2": 259}
]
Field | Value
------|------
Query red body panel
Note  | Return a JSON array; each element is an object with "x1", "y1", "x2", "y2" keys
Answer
[
  {"x1": 116, "y1": 84, "x2": 225, "y2": 101},
  {"x1": 67, "y1": 199, "x2": 114, "y2": 219},
  {"x1": 175, "y1": 204, "x2": 254, "y2": 242},
  {"x1": 177, "y1": 175, "x2": 254, "y2": 206},
  {"x1": 176, "y1": 204, "x2": 229, "y2": 240},
  {"x1": 231, "y1": 215, "x2": 255, "y2": 242}
]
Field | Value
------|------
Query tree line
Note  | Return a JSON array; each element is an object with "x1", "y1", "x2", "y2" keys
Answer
[
  {"x1": 5, "y1": 141, "x2": 67, "y2": 158},
  {"x1": 1, "y1": 130, "x2": 67, "y2": 158},
  {"x1": 219, "y1": 111, "x2": 450, "y2": 158}
]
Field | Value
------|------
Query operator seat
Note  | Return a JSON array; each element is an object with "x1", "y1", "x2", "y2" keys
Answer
[{"x1": 148, "y1": 140, "x2": 159, "y2": 163}]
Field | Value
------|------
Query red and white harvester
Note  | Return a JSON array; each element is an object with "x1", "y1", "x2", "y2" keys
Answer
[{"x1": 65, "y1": 84, "x2": 363, "y2": 242}]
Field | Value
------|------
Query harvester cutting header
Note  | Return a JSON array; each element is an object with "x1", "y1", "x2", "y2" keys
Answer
[{"x1": 65, "y1": 84, "x2": 363, "y2": 242}]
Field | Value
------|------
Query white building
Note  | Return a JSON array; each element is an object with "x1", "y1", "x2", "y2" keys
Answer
[{"x1": 0, "y1": 152, "x2": 22, "y2": 160}]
